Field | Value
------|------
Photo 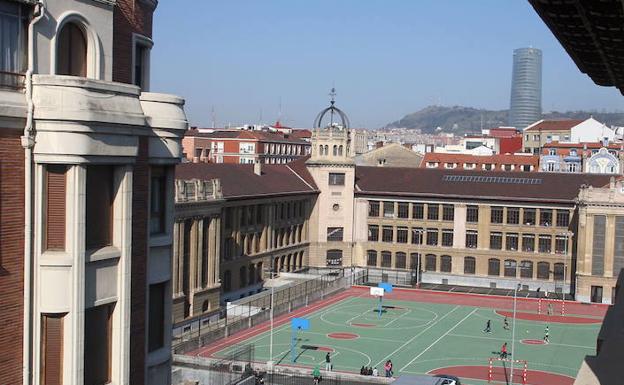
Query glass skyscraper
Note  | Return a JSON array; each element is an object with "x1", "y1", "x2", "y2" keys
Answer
[{"x1": 509, "y1": 47, "x2": 542, "y2": 129}]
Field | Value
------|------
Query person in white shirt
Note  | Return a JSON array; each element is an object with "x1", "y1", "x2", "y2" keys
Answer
[{"x1": 372, "y1": 367, "x2": 378, "y2": 376}]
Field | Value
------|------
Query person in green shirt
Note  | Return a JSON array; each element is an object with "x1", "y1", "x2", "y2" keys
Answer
[{"x1": 312, "y1": 365, "x2": 321, "y2": 384}]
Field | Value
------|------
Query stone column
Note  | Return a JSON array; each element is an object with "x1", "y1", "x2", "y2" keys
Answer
[{"x1": 196, "y1": 218, "x2": 204, "y2": 289}]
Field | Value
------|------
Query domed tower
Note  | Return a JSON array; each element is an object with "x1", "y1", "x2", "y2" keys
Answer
[
  {"x1": 306, "y1": 89, "x2": 356, "y2": 268},
  {"x1": 309, "y1": 87, "x2": 353, "y2": 163}
]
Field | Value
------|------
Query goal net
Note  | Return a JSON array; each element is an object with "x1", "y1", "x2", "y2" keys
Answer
[{"x1": 488, "y1": 357, "x2": 528, "y2": 384}]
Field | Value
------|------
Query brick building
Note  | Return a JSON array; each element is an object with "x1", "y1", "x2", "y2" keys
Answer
[
  {"x1": 182, "y1": 128, "x2": 311, "y2": 164},
  {"x1": 0, "y1": 1, "x2": 186, "y2": 385}
]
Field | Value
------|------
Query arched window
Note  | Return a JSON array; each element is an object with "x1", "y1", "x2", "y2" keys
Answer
[
  {"x1": 520, "y1": 260, "x2": 533, "y2": 278},
  {"x1": 248, "y1": 264, "x2": 255, "y2": 285},
  {"x1": 553, "y1": 262, "x2": 565, "y2": 280},
  {"x1": 338, "y1": 145, "x2": 343, "y2": 156},
  {"x1": 298, "y1": 251, "x2": 304, "y2": 269},
  {"x1": 381, "y1": 251, "x2": 392, "y2": 267},
  {"x1": 395, "y1": 252, "x2": 406, "y2": 269},
  {"x1": 410, "y1": 253, "x2": 421, "y2": 270},
  {"x1": 57, "y1": 22, "x2": 87, "y2": 76},
  {"x1": 440, "y1": 255, "x2": 452, "y2": 272},
  {"x1": 425, "y1": 254, "x2": 437, "y2": 271},
  {"x1": 488, "y1": 258, "x2": 500, "y2": 276},
  {"x1": 279, "y1": 255, "x2": 286, "y2": 271},
  {"x1": 366, "y1": 250, "x2": 377, "y2": 266},
  {"x1": 223, "y1": 270, "x2": 231, "y2": 292},
  {"x1": 504, "y1": 259, "x2": 517, "y2": 277},
  {"x1": 319, "y1": 145, "x2": 324, "y2": 155},
  {"x1": 537, "y1": 261, "x2": 550, "y2": 279},
  {"x1": 333, "y1": 145, "x2": 338, "y2": 156},
  {"x1": 256, "y1": 262, "x2": 263, "y2": 282},
  {"x1": 464, "y1": 256, "x2": 475, "y2": 274},
  {"x1": 324, "y1": 145, "x2": 329, "y2": 155},
  {"x1": 327, "y1": 249, "x2": 342, "y2": 266},
  {"x1": 239, "y1": 266, "x2": 247, "y2": 288}
]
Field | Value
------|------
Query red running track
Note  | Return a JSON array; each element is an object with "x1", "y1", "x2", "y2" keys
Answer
[
  {"x1": 187, "y1": 285, "x2": 606, "y2": 359},
  {"x1": 429, "y1": 365, "x2": 575, "y2": 385},
  {"x1": 495, "y1": 310, "x2": 602, "y2": 324},
  {"x1": 351, "y1": 286, "x2": 608, "y2": 317}
]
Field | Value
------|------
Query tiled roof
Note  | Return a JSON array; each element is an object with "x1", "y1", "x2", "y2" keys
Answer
[
  {"x1": 184, "y1": 129, "x2": 309, "y2": 144},
  {"x1": 422, "y1": 153, "x2": 539, "y2": 166},
  {"x1": 175, "y1": 157, "x2": 318, "y2": 199},
  {"x1": 543, "y1": 141, "x2": 623, "y2": 150},
  {"x1": 355, "y1": 167, "x2": 611, "y2": 203},
  {"x1": 524, "y1": 119, "x2": 585, "y2": 132}
]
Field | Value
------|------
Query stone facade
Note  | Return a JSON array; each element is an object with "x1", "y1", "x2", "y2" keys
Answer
[
  {"x1": 576, "y1": 178, "x2": 624, "y2": 304},
  {"x1": 0, "y1": 1, "x2": 186, "y2": 384}
]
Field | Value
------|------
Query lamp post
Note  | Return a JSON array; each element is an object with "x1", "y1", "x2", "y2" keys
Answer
[
  {"x1": 267, "y1": 269, "x2": 277, "y2": 370},
  {"x1": 510, "y1": 282, "x2": 521, "y2": 383}
]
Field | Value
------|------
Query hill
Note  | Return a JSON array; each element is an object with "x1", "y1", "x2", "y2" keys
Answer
[{"x1": 385, "y1": 106, "x2": 624, "y2": 134}]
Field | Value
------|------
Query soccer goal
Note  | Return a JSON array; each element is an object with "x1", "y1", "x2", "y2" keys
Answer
[{"x1": 488, "y1": 357, "x2": 528, "y2": 384}]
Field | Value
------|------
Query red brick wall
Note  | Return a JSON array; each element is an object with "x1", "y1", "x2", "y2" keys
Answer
[
  {"x1": 0, "y1": 131, "x2": 25, "y2": 385},
  {"x1": 113, "y1": 0, "x2": 155, "y2": 84},
  {"x1": 130, "y1": 137, "x2": 148, "y2": 385}
]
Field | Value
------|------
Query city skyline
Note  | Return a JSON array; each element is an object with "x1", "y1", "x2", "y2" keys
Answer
[{"x1": 152, "y1": 1, "x2": 624, "y2": 129}]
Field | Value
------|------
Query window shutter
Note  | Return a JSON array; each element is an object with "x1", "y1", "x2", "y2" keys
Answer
[
  {"x1": 45, "y1": 166, "x2": 67, "y2": 251},
  {"x1": 41, "y1": 314, "x2": 64, "y2": 385}
]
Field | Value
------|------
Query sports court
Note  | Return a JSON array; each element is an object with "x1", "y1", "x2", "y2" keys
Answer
[{"x1": 195, "y1": 286, "x2": 606, "y2": 385}]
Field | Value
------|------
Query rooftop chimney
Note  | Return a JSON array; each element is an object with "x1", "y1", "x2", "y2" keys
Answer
[{"x1": 254, "y1": 161, "x2": 262, "y2": 176}]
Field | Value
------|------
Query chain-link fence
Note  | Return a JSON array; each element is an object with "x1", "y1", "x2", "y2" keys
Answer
[
  {"x1": 173, "y1": 269, "x2": 368, "y2": 355},
  {"x1": 173, "y1": 344, "x2": 255, "y2": 385}
]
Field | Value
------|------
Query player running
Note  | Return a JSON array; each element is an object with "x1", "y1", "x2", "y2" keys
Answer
[{"x1": 484, "y1": 319, "x2": 492, "y2": 333}]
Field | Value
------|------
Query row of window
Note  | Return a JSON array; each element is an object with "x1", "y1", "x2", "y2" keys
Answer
[
  {"x1": 223, "y1": 224, "x2": 304, "y2": 260},
  {"x1": 223, "y1": 200, "x2": 306, "y2": 229},
  {"x1": 364, "y1": 251, "x2": 566, "y2": 280},
  {"x1": 368, "y1": 201, "x2": 570, "y2": 227},
  {"x1": 367, "y1": 225, "x2": 570, "y2": 254},
  {"x1": 425, "y1": 162, "x2": 532, "y2": 172},
  {"x1": 264, "y1": 142, "x2": 306, "y2": 156},
  {"x1": 222, "y1": 261, "x2": 264, "y2": 292},
  {"x1": 368, "y1": 201, "x2": 455, "y2": 221},
  {"x1": 319, "y1": 144, "x2": 345, "y2": 156}
]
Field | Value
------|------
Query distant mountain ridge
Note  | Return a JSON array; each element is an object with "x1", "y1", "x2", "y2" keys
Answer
[{"x1": 385, "y1": 105, "x2": 624, "y2": 134}]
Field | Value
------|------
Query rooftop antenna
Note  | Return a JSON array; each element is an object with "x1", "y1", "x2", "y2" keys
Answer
[
  {"x1": 211, "y1": 106, "x2": 216, "y2": 129},
  {"x1": 277, "y1": 96, "x2": 282, "y2": 126}
]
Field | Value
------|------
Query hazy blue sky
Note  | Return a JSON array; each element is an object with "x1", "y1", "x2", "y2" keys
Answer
[{"x1": 151, "y1": 1, "x2": 624, "y2": 128}]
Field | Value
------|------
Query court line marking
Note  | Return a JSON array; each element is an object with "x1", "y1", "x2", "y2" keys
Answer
[
  {"x1": 205, "y1": 289, "x2": 359, "y2": 357},
  {"x1": 372, "y1": 305, "x2": 460, "y2": 368},
  {"x1": 472, "y1": 309, "x2": 600, "y2": 328},
  {"x1": 382, "y1": 308, "x2": 413, "y2": 328},
  {"x1": 448, "y1": 332, "x2": 595, "y2": 350},
  {"x1": 400, "y1": 308, "x2": 478, "y2": 371},
  {"x1": 215, "y1": 296, "x2": 359, "y2": 357},
  {"x1": 318, "y1": 351, "x2": 341, "y2": 365},
  {"x1": 303, "y1": 331, "x2": 403, "y2": 344}
]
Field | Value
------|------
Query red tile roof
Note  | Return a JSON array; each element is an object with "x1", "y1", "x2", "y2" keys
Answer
[
  {"x1": 175, "y1": 157, "x2": 317, "y2": 199},
  {"x1": 355, "y1": 167, "x2": 611, "y2": 203},
  {"x1": 422, "y1": 153, "x2": 539, "y2": 167},
  {"x1": 184, "y1": 128, "x2": 309, "y2": 144},
  {"x1": 543, "y1": 141, "x2": 623, "y2": 150},
  {"x1": 524, "y1": 119, "x2": 585, "y2": 132}
]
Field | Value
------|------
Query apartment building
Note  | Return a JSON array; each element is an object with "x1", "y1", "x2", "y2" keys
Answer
[
  {"x1": 540, "y1": 141, "x2": 623, "y2": 174},
  {"x1": 0, "y1": 1, "x2": 186, "y2": 385},
  {"x1": 182, "y1": 128, "x2": 311, "y2": 164},
  {"x1": 523, "y1": 118, "x2": 616, "y2": 154},
  {"x1": 576, "y1": 178, "x2": 624, "y2": 303},
  {"x1": 172, "y1": 160, "x2": 317, "y2": 325},
  {"x1": 421, "y1": 153, "x2": 539, "y2": 172}
]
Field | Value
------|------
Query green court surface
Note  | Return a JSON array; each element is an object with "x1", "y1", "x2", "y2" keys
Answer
[{"x1": 210, "y1": 291, "x2": 602, "y2": 385}]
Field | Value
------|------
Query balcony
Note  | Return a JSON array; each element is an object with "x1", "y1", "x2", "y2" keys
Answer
[{"x1": 29, "y1": 74, "x2": 187, "y2": 162}]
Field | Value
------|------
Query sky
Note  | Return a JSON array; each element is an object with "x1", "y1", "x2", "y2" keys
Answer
[{"x1": 151, "y1": 1, "x2": 624, "y2": 129}]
